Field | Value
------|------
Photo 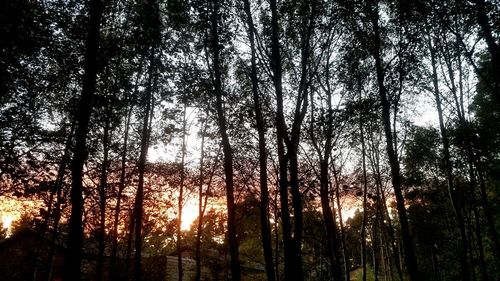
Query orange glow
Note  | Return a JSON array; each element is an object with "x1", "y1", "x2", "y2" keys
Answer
[
  {"x1": 181, "y1": 200, "x2": 199, "y2": 231},
  {"x1": 336, "y1": 195, "x2": 362, "y2": 223},
  {"x1": 1, "y1": 214, "x2": 14, "y2": 229},
  {"x1": 0, "y1": 196, "x2": 43, "y2": 236}
]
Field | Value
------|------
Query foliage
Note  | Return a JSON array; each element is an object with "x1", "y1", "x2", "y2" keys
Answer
[{"x1": 0, "y1": 0, "x2": 500, "y2": 280}]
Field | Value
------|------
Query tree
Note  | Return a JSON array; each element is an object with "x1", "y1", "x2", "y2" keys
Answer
[
  {"x1": 472, "y1": 0, "x2": 500, "y2": 105},
  {"x1": 267, "y1": 0, "x2": 320, "y2": 279},
  {"x1": 427, "y1": 28, "x2": 471, "y2": 280},
  {"x1": 63, "y1": 0, "x2": 103, "y2": 280},
  {"x1": 208, "y1": 0, "x2": 241, "y2": 280},
  {"x1": 342, "y1": 1, "x2": 421, "y2": 279},
  {"x1": 240, "y1": 0, "x2": 276, "y2": 280},
  {"x1": 3, "y1": 1, "x2": 500, "y2": 281},
  {"x1": 307, "y1": 44, "x2": 345, "y2": 281}
]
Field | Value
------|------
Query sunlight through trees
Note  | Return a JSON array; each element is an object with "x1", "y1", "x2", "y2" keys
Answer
[{"x1": 1, "y1": 0, "x2": 500, "y2": 281}]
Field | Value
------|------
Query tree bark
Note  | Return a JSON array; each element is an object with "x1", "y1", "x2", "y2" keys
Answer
[
  {"x1": 268, "y1": 1, "x2": 316, "y2": 279},
  {"x1": 110, "y1": 102, "x2": 133, "y2": 281},
  {"x1": 368, "y1": 3, "x2": 420, "y2": 280},
  {"x1": 443, "y1": 26, "x2": 500, "y2": 268},
  {"x1": 210, "y1": 1, "x2": 241, "y2": 279},
  {"x1": 241, "y1": 1, "x2": 276, "y2": 280},
  {"x1": 428, "y1": 34, "x2": 471, "y2": 281},
  {"x1": 373, "y1": 186, "x2": 381, "y2": 281},
  {"x1": 360, "y1": 102, "x2": 368, "y2": 281},
  {"x1": 195, "y1": 111, "x2": 207, "y2": 281},
  {"x1": 47, "y1": 122, "x2": 75, "y2": 281},
  {"x1": 368, "y1": 134, "x2": 404, "y2": 281},
  {"x1": 177, "y1": 101, "x2": 187, "y2": 281},
  {"x1": 333, "y1": 170, "x2": 350, "y2": 281},
  {"x1": 320, "y1": 159, "x2": 343, "y2": 281},
  {"x1": 133, "y1": 51, "x2": 155, "y2": 281},
  {"x1": 97, "y1": 104, "x2": 111, "y2": 281},
  {"x1": 63, "y1": 0, "x2": 103, "y2": 280},
  {"x1": 309, "y1": 88, "x2": 343, "y2": 280},
  {"x1": 268, "y1": 0, "x2": 295, "y2": 278}
]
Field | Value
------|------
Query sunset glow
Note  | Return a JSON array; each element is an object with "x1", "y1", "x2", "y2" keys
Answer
[
  {"x1": 1, "y1": 214, "x2": 13, "y2": 230},
  {"x1": 0, "y1": 196, "x2": 44, "y2": 237},
  {"x1": 181, "y1": 200, "x2": 199, "y2": 231}
]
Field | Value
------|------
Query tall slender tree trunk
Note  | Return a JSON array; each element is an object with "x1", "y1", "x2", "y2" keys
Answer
[
  {"x1": 195, "y1": 111, "x2": 208, "y2": 281},
  {"x1": 286, "y1": 4, "x2": 316, "y2": 277},
  {"x1": 428, "y1": 34, "x2": 471, "y2": 281},
  {"x1": 107, "y1": 5, "x2": 133, "y2": 279},
  {"x1": 194, "y1": 113, "x2": 221, "y2": 281},
  {"x1": 268, "y1": 0, "x2": 294, "y2": 278},
  {"x1": 97, "y1": 105, "x2": 111, "y2": 281},
  {"x1": 31, "y1": 121, "x2": 70, "y2": 281},
  {"x1": 210, "y1": 1, "x2": 241, "y2": 279},
  {"x1": 319, "y1": 159, "x2": 342, "y2": 281},
  {"x1": 369, "y1": 136, "x2": 404, "y2": 281},
  {"x1": 308, "y1": 57, "x2": 343, "y2": 281},
  {"x1": 133, "y1": 51, "x2": 155, "y2": 281},
  {"x1": 274, "y1": 197, "x2": 280, "y2": 281},
  {"x1": 125, "y1": 206, "x2": 135, "y2": 279},
  {"x1": 46, "y1": 122, "x2": 75, "y2": 281},
  {"x1": 310, "y1": 103, "x2": 342, "y2": 281},
  {"x1": 443, "y1": 28, "x2": 500, "y2": 268},
  {"x1": 177, "y1": 101, "x2": 187, "y2": 281},
  {"x1": 333, "y1": 170, "x2": 350, "y2": 281},
  {"x1": 268, "y1": 1, "x2": 315, "y2": 279},
  {"x1": 63, "y1": 0, "x2": 103, "y2": 280},
  {"x1": 110, "y1": 103, "x2": 133, "y2": 281},
  {"x1": 373, "y1": 186, "x2": 381, "y2": 281},
  {"x1": 360, "y1": 104, "x2": 369, "y2": 281},
  {"x1": 241, "y1": 1, "x2": 276, "y2": 280},
  {"x1": 383, "y1": 232, "x2": 395, "y2": 281},
  {"x1": 368, "y1": 3, "x2": 420, "y2": 280}
]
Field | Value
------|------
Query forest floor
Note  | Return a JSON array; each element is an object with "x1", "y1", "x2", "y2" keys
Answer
[{"x1": 350, "y1": 267, "x2": 376, "y2": 281}]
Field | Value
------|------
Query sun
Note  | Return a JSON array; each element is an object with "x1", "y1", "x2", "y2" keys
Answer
[
  {"x1": 1, "y1": 214, "x2": 14, "y2": 230},
  {"x1": 181, "y1": 201, "x2": 199, "y2": 231}
]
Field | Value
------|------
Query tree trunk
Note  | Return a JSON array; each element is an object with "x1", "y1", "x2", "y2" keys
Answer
[
  {"x1": 47, "y1": 122, "x2": 75, "y2": 281},
  {"x1": 177, "y1": 101, "x2": 187, "y2": 281},
  {"x1": 97, "y1": 104, "x2": 111, "y2": 281},
  {"x1": 195, "y1": 111, "x2": 207, "y2": 281},
  {"x1": 268, "y1": 1, "x2": 316, "y2": 279},
  {"x1": 333, "y1": 171, "x2": 350, "y2": 281},
  {"x1": 308, "y1": 47, "x2": 343, "y2": 281},
  {"x1": 110, "y1": 102, "x2": 133, "y2": 281},
  {"x1": 287, "y1": 4, "x2": 316, "y2": 277},
  {"x1": 241, "y1": 1, "x2": 276, "y2": 280},
  {"x1": 369, "y1": 136, "x2": 404, "y2": 281},
  {"x1": 194, "y1": 112, "x2": 221, "y2": 281},
  {"x1": 428, "y1": 34, "x2": 471, "y2": 281},
  {"x1": 210, "y1": 1, "x2": 241, "y2": 279},
  {"x1": 268, "y1": 0, "x2": 295, "y2": 278},
  {"x1": 443, "y1": 26, "x2": 500, "y2": 269},
  {"x1": 373, "y1": 187, "x2": 381, "y2": 281},
  {"x1": 360, "y1": 105, "x2": 368, "y2": 281},
  {"x1": 63, "y1": 0, "x2": 103, "y2": 280},
  {"x1": 319, "y1": 160, "x2": 343, "y2": 281},
  {"x1": 133, "y1": 51, "x2": 155, "y2": 281},
  {"x1": 368, "y1": 3, "x2": 420, "y2": 280}
]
